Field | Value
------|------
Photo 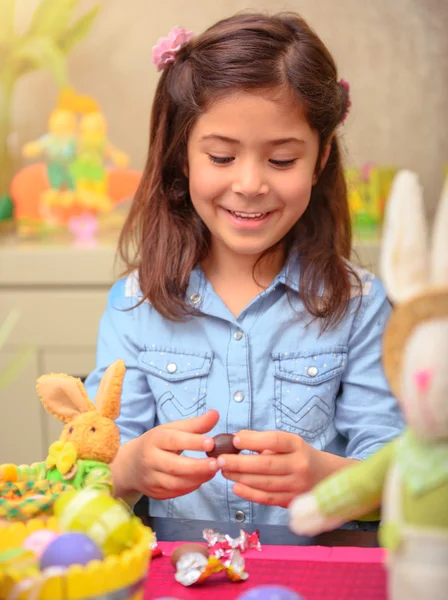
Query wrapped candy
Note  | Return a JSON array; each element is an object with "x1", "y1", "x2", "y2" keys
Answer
[
  {"x1": 203, "y1": 528, "x2": 261, "y2": 560},
  {"x1": 171, "y1": 543, "x2": 248, "y2": 586},
  {"x1": 150, "y1": 531, "x2": 163, "y2": 558}
]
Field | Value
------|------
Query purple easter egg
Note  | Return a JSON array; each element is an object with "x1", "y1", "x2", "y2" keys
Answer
[
  {"x1": 40, "y1": 533, "x2": 103, "y2": 570},
  {"x1": 237, "y1": 585, "x2": 305, "y2": 600}
]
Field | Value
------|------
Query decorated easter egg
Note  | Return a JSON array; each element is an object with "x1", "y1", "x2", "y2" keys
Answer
[
  {"x1": 237, "y1": 585, "x2": 305, "y2": 599},
  {"x1": 206, "y1": 434, "x2": 241, "y2": 458},
  {"x1": 54, "y1": 488, "x2": 136, "y2": 555},
  {"x1": 40, "y1": 532, "x2": 103, "y2": 570},
  {"x1": 23, "y1": 529, "x2": 59, "y2": 558}
]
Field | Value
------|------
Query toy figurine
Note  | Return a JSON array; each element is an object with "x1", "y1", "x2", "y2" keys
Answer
[
  {"x1": 23, "y1": 108, "x2": 78, "y2": 211},
  {"x1": 0, "y1": 360, "x2": 126, "y2": 521},
  {"x1": 289, "y1": 170, "x2": 448, "y2": 600},
  {"x1": 70, "y1": 111, "x2": 129, "y2": 212}
]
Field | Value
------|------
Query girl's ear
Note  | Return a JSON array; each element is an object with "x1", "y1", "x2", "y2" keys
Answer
[
  {"x1": 313, "y1": 140, "x2": 332, "y2": 184},
  {"x1": 380, "y1": 170, "x2": 429, "y2": 304},
  {"x1": 95, "y1": 360, "x2": 125, "y2": 421},
  {"x1": 430, "y1": 175, "x2": 448, "y2": 286},
  {"x1": 36, "y1": 375, "x2": 95, "y2": 423}
]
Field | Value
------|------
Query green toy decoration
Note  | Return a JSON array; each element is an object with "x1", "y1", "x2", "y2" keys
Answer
[{"x1": 289, "y1": 170, "x2": 448, "y2": 600}]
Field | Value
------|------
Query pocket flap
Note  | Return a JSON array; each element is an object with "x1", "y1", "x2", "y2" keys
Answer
[
  {"x1": 272, "y1": 347, "x2": 347, "y2": 385},
  {"x1": 139, "y1": 348, "x2": 213, "y2": 382}
]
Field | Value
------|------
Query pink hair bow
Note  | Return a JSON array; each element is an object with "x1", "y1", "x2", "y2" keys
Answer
[{"x1": 152, "y1": 26, "x2": 194, "y2": 72}]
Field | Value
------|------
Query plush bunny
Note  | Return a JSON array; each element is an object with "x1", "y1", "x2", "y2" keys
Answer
[
  {"x1": 289, "y1": 170, "x2": 448, "y2": 600},
  {"x1": 0, "y1": 360, "x2": 125, "y2": 494}
]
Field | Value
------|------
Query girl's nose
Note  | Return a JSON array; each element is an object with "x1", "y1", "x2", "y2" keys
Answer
[
  {"x1": 414, "y1": 367, "x2": 433, "y2": 393},
  {"x1": 232, "y1": 163, "x2": 269, "y2": 199}
]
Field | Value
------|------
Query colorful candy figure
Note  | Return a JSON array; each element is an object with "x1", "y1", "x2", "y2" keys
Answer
[
  {"x1": 70, "y1": 111, "x2": 129, "y2": 212},
  {"x1": 23, "y1": 108, "x2": 77, "y2": 194}
]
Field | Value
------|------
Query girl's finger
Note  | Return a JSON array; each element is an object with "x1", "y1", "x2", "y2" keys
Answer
[
  {"x1": 152, "y1": 428, "x2": 214, "y2": 453},
  {"x1": 232, "y1": 482, "x2": 293, "y2": 508},
  {"x1": 222, "y1": 471, "x2": 298, "y2": 493},
  {"x1": 234, "y1": 430, "x2": 300, "y2": 454},
  {"x1": 217, "y1": 452, "x2": 293, "y2": 475},
  {"x1": 144, "y1": 472, "x2": 207, "y2": 499},
  {"x1": 151, "y1": 449, "x2": 218, "y2": 478}
]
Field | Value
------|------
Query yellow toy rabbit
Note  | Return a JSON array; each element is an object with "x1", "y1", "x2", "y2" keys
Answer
[
  {"x1": 0, "y1": 360, "x2": 125, "y2": 520},
  {"x1": 289, "y1": 171, "x2": 448, "y2": 600}
]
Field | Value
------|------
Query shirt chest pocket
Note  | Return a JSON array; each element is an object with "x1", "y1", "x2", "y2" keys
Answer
[
  {"x1": 272, "y1": 347, "x2": 347, "y2": 441},
  {"x1": 138, "y1": 348, "x2": 213, "y2": 422}
]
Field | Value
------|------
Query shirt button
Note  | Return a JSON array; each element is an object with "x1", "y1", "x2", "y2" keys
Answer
[
  {"x1": 234, "y1": 510, "x2": 245, "y2": 523},
  {"x1": 166, "y1": 362, "x2": 177, "y2": 374},
  {"x1": 233, "y1": 391, "x2": 244, "y2": 403},
  {"x1": 190, "y1": 293, "x2": 201, "y2": 304},
  {"x1": 233, "y1": 330, "x2": 244, "y2": 341},
  {"x1": 307, "y1": 366, "x2": 318, "y2": 377}
]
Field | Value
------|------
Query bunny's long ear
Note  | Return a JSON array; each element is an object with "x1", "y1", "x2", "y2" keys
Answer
[
  {"x1": 380, "y1": 170, "x2": 429, "y2": 304},
  {"x1": 37, "y1": 374, "x2": 95, "y2": 423},
  {"x1": 95, "y1": 360, "x2": 125, "y2": 421},
  {"x1": 430, "y1": 174, "x2": 448, "y2": 286}
]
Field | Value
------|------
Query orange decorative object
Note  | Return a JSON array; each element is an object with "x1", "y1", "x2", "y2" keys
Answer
[
  {"x1": 10, "y1": 163, "x2": 141, "y2": 226},
  {"x1": 2, "y1": 465, "x2": 18, "y2": 483}
]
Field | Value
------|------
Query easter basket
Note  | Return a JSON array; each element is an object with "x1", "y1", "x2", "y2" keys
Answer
[{"x1": 0, "y1": 513, "x2": 153, "y2": 600}]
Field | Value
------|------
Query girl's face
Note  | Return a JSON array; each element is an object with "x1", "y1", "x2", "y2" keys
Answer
[{"x1": 187, "y1": 89, "x2": 322, "y2": 263}]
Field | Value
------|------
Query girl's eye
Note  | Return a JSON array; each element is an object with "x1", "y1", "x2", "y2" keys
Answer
[
  {"x1": 270, "y1": 159, "x2": 297, "y2": 168},
  {"x1": 68, "y1": 427, "x2": 74, "y2": 434},
  {"x1": 90, "y1": 427, "x2": 96, "y2": 433},
  {"x1": 208, "y1": 155, "x2": 234, "y2": 165}
]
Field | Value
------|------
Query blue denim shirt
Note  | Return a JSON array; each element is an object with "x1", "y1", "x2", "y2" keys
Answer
[{"x1": 84, "y1": 257, "x2": 403, "y2": 525}]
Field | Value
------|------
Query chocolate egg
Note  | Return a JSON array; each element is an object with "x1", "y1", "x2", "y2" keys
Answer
[
  {"x1": 170, "y1": 543, "x2": 209, "y2": 567},
  {"x1": 206, "y1": 433, "x2": 241, "y2": 458}
]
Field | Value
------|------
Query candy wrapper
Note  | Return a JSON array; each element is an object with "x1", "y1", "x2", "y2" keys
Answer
[
  {"x1": 150, "y1": 531, "x2": 163, "y2": 558},
  {"x1": 172, "y1": 544, "x2": 248, "y2": 587},
  {"x1": 203, "y1": 527, "x2": 261, "y2": 560}
]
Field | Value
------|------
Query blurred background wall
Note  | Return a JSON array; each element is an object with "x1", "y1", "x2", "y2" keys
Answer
[{"x1": 11, "y1": 0, "x2": 448, "y2": 215}]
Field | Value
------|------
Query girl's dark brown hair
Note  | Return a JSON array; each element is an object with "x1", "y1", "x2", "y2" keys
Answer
[{"x1": 119, "y1": 12, "x2": 360, "y2": 328}]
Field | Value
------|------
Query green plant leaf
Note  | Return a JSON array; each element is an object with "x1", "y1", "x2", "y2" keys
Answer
[
  {"x1": 0, "y1": 308, "x2": 20, "y2": 350},
  {"x1": 12, "y1": 36, "x2": 67, "y2": 85},
  {"x1": 0, "y1": 0, "x2": 15, "y2": 45},
  {"x1": 27, "y1": 0, "x2": 78, "y2": 40},
  {"x1": 57, "y1": 4, "x2": 101, "y2": 55},
  {"x1": 0, "y1": 345, "x2": 34, "y2": 391}
]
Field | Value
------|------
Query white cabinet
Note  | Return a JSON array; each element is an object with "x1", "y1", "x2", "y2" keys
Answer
[{"x1": 0, "y1": 235, "x2": 381, "y2": 464}]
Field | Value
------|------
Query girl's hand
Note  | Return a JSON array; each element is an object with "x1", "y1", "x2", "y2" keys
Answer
[
  {"x1": 219, "y1": 430, "x2": 319, "y2": 508},
  {"x1": 115, "y1": 410, "x2": 219, "y2": 501}
]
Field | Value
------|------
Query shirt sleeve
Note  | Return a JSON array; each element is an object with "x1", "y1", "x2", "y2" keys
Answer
[
  {"x1": 335, "y1": 274, "x2": 404, "y2": 460},
  {"x1": 84, "y1": 278, "x2": 156, "y2": 445}
]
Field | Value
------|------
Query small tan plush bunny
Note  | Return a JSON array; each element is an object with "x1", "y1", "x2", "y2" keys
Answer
[
  {"x1": 289, "y1": 171, "x2": 448, "y2": 600},
  {"x1": 0, "y1": 360, "x2": 125, "y2": 493}
]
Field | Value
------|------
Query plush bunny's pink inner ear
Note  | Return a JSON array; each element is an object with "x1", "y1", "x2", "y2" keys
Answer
[
  {"x1": 95, "y1": 360, "x2": 125, "y2": 421},
  {"x1": 37, "y1": 374, "x2": 95, "y2": 423}
]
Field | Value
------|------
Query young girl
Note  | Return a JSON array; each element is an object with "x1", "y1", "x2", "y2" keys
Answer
[{"x1": 84, "y1": 12, "x2": 403, "y2": 525}]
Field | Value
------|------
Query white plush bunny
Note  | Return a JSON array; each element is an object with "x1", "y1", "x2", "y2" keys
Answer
[{"x1": 289, "y1": 170, "x2": 448, "y2": 600}]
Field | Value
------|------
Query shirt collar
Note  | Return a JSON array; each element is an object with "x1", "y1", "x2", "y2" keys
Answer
[
  {"x1": 273, "y1": 251, "x2": 301, "y2": 292},
  {"x1": 187, "y1": 251, "x2": 301, "y2": 308}
]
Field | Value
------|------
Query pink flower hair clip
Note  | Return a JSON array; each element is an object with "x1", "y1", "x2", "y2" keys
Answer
[
  {"x1": 152, "y1": 26, "x2": 194, "y2": 72},
  {"x1": 339, "y1": 78, "x2": 352, "y2": 123}
]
